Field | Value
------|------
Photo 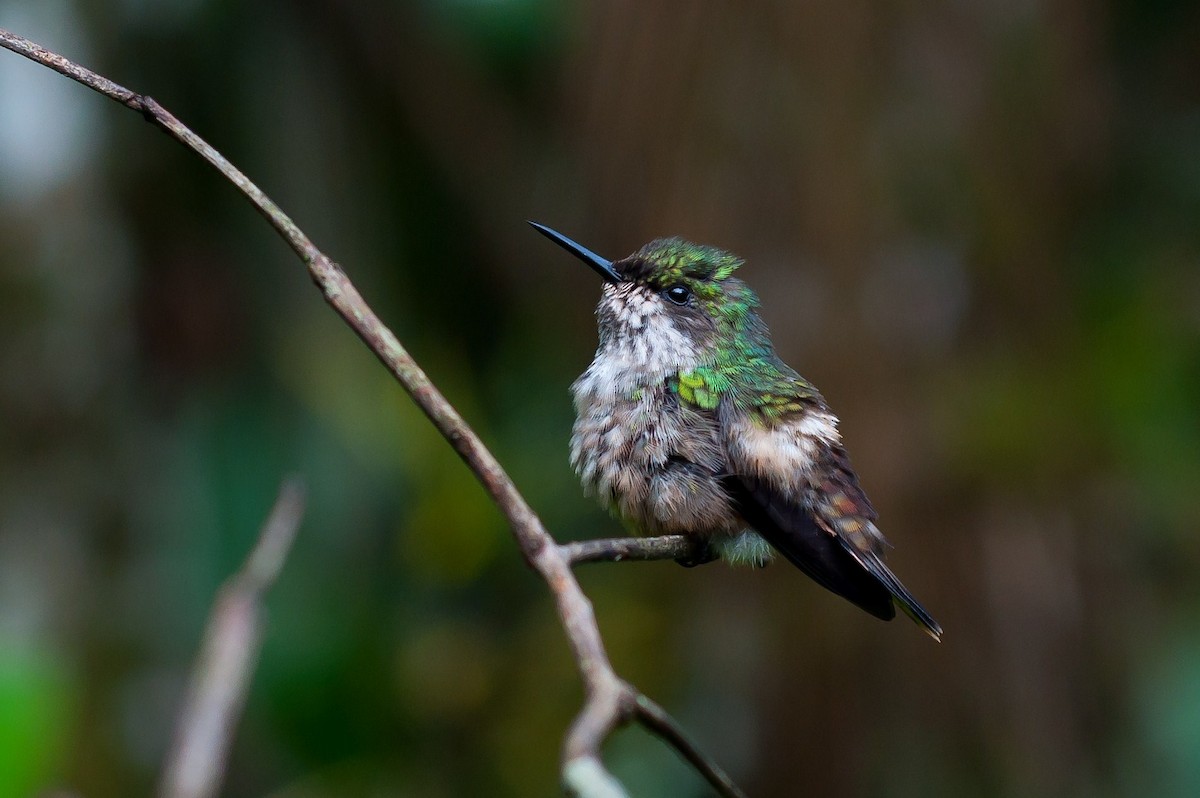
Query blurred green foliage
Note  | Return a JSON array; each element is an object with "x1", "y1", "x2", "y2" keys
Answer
[
  {"x1": 1, "y1": 1, "x2": 1199, "y2": 796},
  {"x1": 0, "y1": 647, "x2": 73, "y2": 798}
]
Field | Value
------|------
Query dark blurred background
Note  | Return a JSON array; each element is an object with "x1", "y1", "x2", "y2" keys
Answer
[{"x1": 2, "y1": 1, "x2": 1199, "y2": 796}]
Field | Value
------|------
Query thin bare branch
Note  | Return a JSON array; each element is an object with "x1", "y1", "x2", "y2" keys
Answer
[
  {"x1": 157, "y1": 478, "x2": 307, "y2": 798},
  {"x1": 634, "y1": 694, "x2": 748, "y2": 798},
  {"x1": 0, "y1": 29, "x2": 745, "y2": 798},
  {"x1": 560, "y1": 535, "x2": 700, "y2": 565},
  {"x1": 0, "y1": 28, "x2": 138, "y2": 106}
]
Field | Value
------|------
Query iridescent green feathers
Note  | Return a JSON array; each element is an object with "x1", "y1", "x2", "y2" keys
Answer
[
  {"x1": 625, "y1": 237, "x2": 744, "y2": 285},
  {"x1": 620, "y1": 238, "x2": 821, "y2": 420}
]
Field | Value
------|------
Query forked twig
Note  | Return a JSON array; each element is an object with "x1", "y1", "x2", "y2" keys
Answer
[{"x1": 0, "y1": 28, "x2": 745, "y2": 798}]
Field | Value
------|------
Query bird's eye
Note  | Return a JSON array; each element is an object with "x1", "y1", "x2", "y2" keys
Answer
[{"x1": 664, "y1": 284, "x2": 692, "y2": 305}]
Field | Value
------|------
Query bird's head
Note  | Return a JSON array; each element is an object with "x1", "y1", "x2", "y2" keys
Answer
[{"x1": 529, "y1": 223, "x2": 766, "y2": 367}]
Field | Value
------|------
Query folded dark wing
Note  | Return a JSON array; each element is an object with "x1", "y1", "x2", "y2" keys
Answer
[
  {"x1": 721, "y1": 403, "x2": 942, "y2": 637},
  {"x1": 723, "y1": 472, "x2": 897, "y2": 620}
]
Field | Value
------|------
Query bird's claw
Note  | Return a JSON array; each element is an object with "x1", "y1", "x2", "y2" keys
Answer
[{"x1": 674, "y1": 540, "x2": 719, "y2": 568}]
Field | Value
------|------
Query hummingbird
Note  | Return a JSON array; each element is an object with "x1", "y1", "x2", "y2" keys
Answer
[{"x1": 530, "y1": 222, "x2": 941, "y2": 640}]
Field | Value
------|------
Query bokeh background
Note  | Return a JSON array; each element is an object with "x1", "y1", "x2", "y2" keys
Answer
[{"x1": 2, "y1": 1, "x2": 1199, "y2": 796}]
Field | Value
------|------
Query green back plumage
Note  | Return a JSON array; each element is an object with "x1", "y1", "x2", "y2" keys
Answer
[{"x1": 625, "y1": 238, "x2": 820, "y2": 418}]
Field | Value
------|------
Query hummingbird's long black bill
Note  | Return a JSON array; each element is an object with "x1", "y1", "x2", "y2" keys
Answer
[{"x1": 527, "y1": 221, "x2": 621, "y2": 284}]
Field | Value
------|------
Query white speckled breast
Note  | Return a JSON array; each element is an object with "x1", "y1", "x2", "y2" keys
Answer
[{"x1": 569, "y1": 283, "x2": 742, "y2": 537}]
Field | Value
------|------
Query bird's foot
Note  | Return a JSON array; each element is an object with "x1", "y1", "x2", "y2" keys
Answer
[{"x1": 674, "y1": 539, "x2": 719, "y2": 568}]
